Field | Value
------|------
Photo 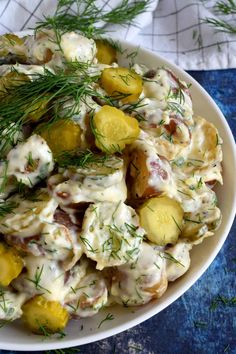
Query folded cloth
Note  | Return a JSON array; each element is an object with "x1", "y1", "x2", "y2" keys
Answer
[
  {"x1": 0, "y1": 0, "x2": 235, "y2": 70},
  {"x1": 135, "y1": 0, "x2": 236, "y2": 70},
  {"x1": 0, "y1": 0, "x2": 158, "y2": 41}
]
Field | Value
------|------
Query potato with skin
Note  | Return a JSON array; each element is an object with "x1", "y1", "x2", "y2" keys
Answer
[
  {"x1": 139, "y1": 196, "x2": 184, "y2": 246},
  {"x1": 101, "y1": 67, "x2": 142, "y2": 103},
  {"x1": 0, "y1": 243, "x2": 24, "y2": 286},
  {"x1": 22, "y1": 295, "x2": 69, "y2": 334},
  {"x1": 93, "y1": 105, "x2": 140, "y2": 153},
  {"x1": 96, "y1": 40, "x2": 117, "y2": 64},
  {"x1": 38, "y1": 119, "x2": 81, "y2": 155},
  {"x1": 129, "y1": 131, "x2": 176, "y2": 199}
]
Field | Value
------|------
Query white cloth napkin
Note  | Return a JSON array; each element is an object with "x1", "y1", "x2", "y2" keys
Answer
[{"x1": 0, "y1": 0, "x2": 235, "y2": 70}]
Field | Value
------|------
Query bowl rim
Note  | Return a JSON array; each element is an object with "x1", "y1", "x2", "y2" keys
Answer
[{"x1": 1, "y1": 33, "x2": 236, "y2": 351}]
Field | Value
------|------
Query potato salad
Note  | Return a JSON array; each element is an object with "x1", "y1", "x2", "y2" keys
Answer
[{"x1": 0, "y1": 30, "x2": 222, "y2": 336}]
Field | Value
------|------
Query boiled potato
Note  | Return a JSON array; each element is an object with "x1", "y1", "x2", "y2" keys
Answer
[
  {"x1": 22, "y1": 295, "x2": 69, "y2": 334},
  {"x1": 93, "y1": 105, "x2": 140, "y2": 153},
  {"x1": 101, "y1": 67, "x2": 142, "y2": 103},
  {"x1": 0, "y1": 243, "x2": 24, "y2": 286},
  {"x1": 139, "y1": 196, "x2": 183, "y2": 245},
  {"x1": 37, "y1": 119, "x2": 81, "y2": 155},
  {"x1": 96, "y1": 40, "x2": 117, "y2": 64}
]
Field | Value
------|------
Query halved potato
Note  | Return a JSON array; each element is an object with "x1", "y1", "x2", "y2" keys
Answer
[
  {"x1": 93, "y1": 105, "x2": 140, "y2": 153},
  {"x1": 37, "y1": 119, "x2": 81, "y2": 155},
  {"x1": 22, "y1": 295, "x2": 69, "y2": 334},
  {"x1": 96, "y1": 40, "x2": 117, "y2": 64},
  {"x1": 139, "y1": 196, "x2": 183, "y2": 245},
  {"x1": 100, "y1": 67, "x2": 142, "y2": 103}
]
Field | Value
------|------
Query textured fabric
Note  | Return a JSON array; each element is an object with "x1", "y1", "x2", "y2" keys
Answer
[
  {"x1": 135, "y1": 0, "x2": 236, "y2": 70},
  {"x1": 0, "y1": 0, "x2": 236, "y2": 70}
]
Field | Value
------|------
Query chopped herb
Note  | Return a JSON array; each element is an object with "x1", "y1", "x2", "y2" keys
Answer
[
  {"x1": 177, "y1": 189, "x2": 195, "y2": 200},
  {"x1": 0, "y1": 200, "x2": 18, "y2": 217},
  {"x1": 184, "y1": 217, "x2": 202, "y2": 224},
  {"x1": 80, "y1": 236, "x2": 98, "y2": 253},
  {"x1": 210, "y1": 294, "x2": 236, "y2": 310},
  {"x1": 56, "y1": 149, "x2": 109, "y2": 168},
  {"x1": 26, "y1": 265, "x2": 51, "y2": 294},
  {"x1": 215, "y1": 0, "x2": 236, "y2": 14},
  {"x1": 193, "y1": 320, "x2": 207, "y2": 329},
  {"x1": 128, "y1": 344, "x2": 143, "y2": 351},
  {"x1": 224, "y1": 344, "x2": 230, "y2": 352},
  {"x1": 162, "y1": 252, "x2": 185, "y2": 267},
  {"x1": 171, "y1": 215, "x2": 182, "y2": 232},
  {"x1": 97, "y1": 313, "x2": 114, "y2": 328}
]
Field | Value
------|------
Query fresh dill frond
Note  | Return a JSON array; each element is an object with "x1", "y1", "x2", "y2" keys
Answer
[
  {"x1": 121, "y1": 99, "x2": 147, "y2": 122},
  {"x1": 56, "y1": 149, "x2": 108, "y2": 168},
  {"x1": 36, "y1": 0, "x2": 151, "y2": 38},
  {"x1": 97, "y1": 313, "x2": 114, "y2": 328},
  {"x1": 0, "y1": 65, "x2": 99, "y2": 157},
  {"x1": 215, "y1": 0, "x2": 236, "y2": 14},
  {"x1": 0, "y1": 200, "x2": 18, "y2": 217},
  {"x1": 26, "y1": 265, "x2": 51, "y2": 294},
  {"x1": 202, "y1": 17, "x2": 236, "y2": 34}
]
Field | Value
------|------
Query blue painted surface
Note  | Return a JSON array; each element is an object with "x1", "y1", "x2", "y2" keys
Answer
[{"x1": 0, "y1": 70, "x2": 235, "y2": 354}]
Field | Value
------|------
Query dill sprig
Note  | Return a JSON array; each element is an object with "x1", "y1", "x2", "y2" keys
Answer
[
  {"x1": 203, "y1": 0, "x2": 236, "y2": 34},
  {"x1": 97, "y1": 313, "x2": 114, "y2": 328},
  {"x1": 202, "y1": 17, "x2": 236, "y2": 34},
  {"x1": 56, "y1": 149, "x2": 108, "y2": 168},
  {"x1": 36, "y1": 0, "x2": 151, "y2": 38},
  {"x1": 0, "y1": 64, "x2": 100, "y2": 157},
  {"x1": 215, "y1": 0, "x2": 236, "y2": 14},
  {"x1": 0, "y1": 200, "x2": 18, "y2": 217},
  {"x1": 26, "y1": 265, "x2": 51, "y2": 294}
]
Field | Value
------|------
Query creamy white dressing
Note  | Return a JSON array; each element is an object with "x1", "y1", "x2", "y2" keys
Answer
[
  {"x1": 0, "y1": 290, "x2": 26, "y2": 321},
  {"x1": 60, "y1": 32, "x2": 96, "y2": 62},
  {"x1": 111, "y1": 242, "x2": 167, "y2": 306},
  {"x1": 0, "y1": 189, "x2": 58, "y2": 237},
  {"x1": 165, "y1": 242, "x2": 192, "y2": 281},
  {"x1": 81, "y1": 201, "x2": 145, "y2": 270},
  {"x1": 50, "y1": 157, "x2": 127, "y2": 205},
  {"x1": 7, "y1": 134, "x2": 54, "y2": 187},
  {"x1": 65, "y1": 272, "x2": 108, "y2": 317},
  {"x1": 12, "y1": 256, "x2": 88, "y2": 302},
  {"x1": 0, "y1": 63, "x2": 53, "y2": 79}
]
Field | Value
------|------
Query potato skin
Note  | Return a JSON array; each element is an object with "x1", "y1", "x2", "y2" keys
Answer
[
  {"x1": 96, "y1": 40, "x2": 117, "y2": 64},
  {"x1": 139, "y1": 196, "x2": 183, "y2": 246},
  {"x1": 22, "y1": 295, "x2": 69, "y2": 334},
  {"x1": 0, "y1": 243, "x2": 24, "y2": 286},
  {"x1": 101, "y1": 67, "x2": 142, "y2": 103},
  {"x1": 130, "y1": 149, "x2": 169, "y2": 198},
  {"x1": 93, "y1": 105, "x2": 140, "y2": 153},
  {"x1": 38, "y1": 119, "x2": 81, "y2": 155}
]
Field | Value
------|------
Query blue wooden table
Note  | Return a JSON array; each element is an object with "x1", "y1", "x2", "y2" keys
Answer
[{"x1": 1, "y1": 69, "x2": 236, "y2": 354}]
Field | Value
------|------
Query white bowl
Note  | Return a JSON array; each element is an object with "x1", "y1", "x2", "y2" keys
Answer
[{"x1": 1, "y1": 38, "x2": 236, "y2": 351}]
